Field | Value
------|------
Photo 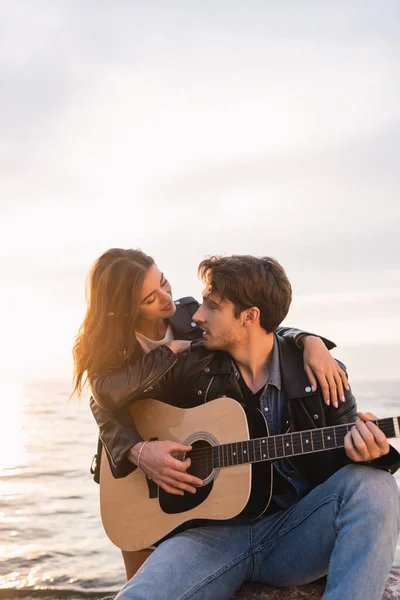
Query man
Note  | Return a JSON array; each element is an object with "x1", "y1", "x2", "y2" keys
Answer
[{"x1": 92, "y1": 255, "x2": 400, "y2": 600}]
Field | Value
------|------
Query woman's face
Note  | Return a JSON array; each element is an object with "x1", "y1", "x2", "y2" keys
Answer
[{"x1": 137, "y1": 265, "x2": 176, "y2": 321}]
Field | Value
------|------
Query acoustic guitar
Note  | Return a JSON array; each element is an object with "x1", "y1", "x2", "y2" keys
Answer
[{"x1": 99, "y1": 397, "x2": 400, "y2": 551}]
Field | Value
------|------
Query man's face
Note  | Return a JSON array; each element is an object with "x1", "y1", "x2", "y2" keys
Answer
[{"x1": 193, "y1": 291, "x2": 245, "y2": 351}]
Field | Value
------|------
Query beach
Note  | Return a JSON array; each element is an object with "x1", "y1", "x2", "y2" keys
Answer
[{"x1": 1, "y1": 378, "x2": 399, "y2": 600}]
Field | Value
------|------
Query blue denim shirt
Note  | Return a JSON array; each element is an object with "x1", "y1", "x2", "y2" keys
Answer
[{"x1": 259, "y1": 336, "x2": 310, "y2": 508}]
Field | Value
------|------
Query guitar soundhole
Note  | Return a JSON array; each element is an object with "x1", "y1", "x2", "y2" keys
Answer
[
  {"x1": 186, "y1": 440, "x2": 214, "y2": 481},
  {"x1": 159, "y1": 439, "x2": 215, "y2": 515}
]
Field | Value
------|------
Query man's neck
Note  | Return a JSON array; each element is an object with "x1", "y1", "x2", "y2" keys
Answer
[{"x1": 230, "y1": 332, "x2": 275, "y2": 393}]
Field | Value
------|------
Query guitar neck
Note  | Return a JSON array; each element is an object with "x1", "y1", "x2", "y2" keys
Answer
[{"x1": 212, "y1": 417, "x2": 400, "y2": 468}]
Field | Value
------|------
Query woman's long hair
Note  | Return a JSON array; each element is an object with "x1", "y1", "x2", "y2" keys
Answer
[{"x1": 72, "y1": 248, "x2": 154, "y2": 397}]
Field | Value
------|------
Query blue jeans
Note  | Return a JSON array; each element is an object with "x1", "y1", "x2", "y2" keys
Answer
[{"x1": 116, "y1": 465, "x2": 400, "y2": 600}]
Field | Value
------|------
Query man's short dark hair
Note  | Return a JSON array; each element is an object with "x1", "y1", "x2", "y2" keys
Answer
[{"x1": 198, "y1": 255, "x2": 292, "y2": 333}]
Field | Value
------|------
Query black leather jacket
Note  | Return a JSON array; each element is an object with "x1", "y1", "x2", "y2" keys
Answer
[
  {"x1": 90, "y1": 297, "x2": 333, "y2": 481},
  {"x1": 91, "y1": 308, "x2": 400, "y2": 485}
]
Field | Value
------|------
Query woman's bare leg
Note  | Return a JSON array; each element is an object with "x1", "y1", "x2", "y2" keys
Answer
[{"x1": 121, "y1": 549, "x2": 154, "y2": 581}]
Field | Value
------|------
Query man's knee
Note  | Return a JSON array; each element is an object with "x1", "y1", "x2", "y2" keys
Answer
[{"x1": 341, "y1": 464, "x2": 400, "y2": 523}]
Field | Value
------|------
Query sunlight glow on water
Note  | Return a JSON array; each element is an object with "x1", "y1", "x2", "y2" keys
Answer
[
  {"x1": 0, "y1": 566, "x2": 44, "y2": 590},
  {"x1": 0, "y1": 381, "x2": 25, "y2": 475},
  {"x1": 0, "y1": 379, "x2": 399, "y2": 598}
]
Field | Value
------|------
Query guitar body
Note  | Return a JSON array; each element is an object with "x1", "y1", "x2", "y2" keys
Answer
[
  {"x1": 100, "y1": 397, "x2": 272, "y2": 551},
  {"x1": 99, "y1": 397, "x2": 400, "y2": 551}
]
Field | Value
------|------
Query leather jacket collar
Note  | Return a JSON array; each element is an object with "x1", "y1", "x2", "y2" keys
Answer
[
  {"x1": 276, "y1": 336, "x2": 317, "y2": 399},
  {"x1": 169, "y1": 301, "x2": 200, "y2": 338},
  {"x1": 195, "y1": 334, "x2": 316, "y2": 395}
]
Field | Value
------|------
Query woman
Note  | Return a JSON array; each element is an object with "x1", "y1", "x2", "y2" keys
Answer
[{"x1": 72, "y1": 248, "x2": 347, "y2": 580}]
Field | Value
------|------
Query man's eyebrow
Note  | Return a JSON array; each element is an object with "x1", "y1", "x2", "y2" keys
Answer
[
  {"x1": 202, "y1": 294, "x2": 221, "y2": 308},
  {"x1": 141, "y1": 273, "x2": 165, "y2": 304}
]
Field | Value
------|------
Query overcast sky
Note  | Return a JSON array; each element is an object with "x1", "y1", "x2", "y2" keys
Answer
[{"x1": 0, "y1": 0, "x2": 399, "y2": 382}]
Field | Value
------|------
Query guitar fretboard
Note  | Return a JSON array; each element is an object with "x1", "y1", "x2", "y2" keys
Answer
[{"x1": 210, "y1": 417, "x2": 400, "y2": 468}]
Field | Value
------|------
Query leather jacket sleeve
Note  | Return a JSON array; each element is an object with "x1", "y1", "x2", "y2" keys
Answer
[
  {"x1": 276, "y1": 326, "x2": 336, "y2": 351},
  {"x1": 91, "y1": 297, "x2": 201, "y2": 479},
  {"x1": 90, "y1": 345, "x2": 178, "y2": 479},
  {"x1": 92, "y1": 344, "x2": 179, "y2": 412},
  {"x1": 326, "y1": 365, "x2": 400, "y2": 475},
  {"x1": 91, "y1": 346, "x2": 213, "y2": 479},
  {"x1": 90, "y1": 398, "x2": 139, "y2": 478}
]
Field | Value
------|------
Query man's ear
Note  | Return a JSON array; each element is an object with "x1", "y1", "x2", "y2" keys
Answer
[{"x1": 242, "y1": 307, "x2": 260, "y2": 327}]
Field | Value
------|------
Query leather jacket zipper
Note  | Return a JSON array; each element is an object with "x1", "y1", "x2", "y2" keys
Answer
[
  {"x1": 100, "y1": 435, "x2": 117, "y2": 468},
  {"x1": 142, "y1": 354, "x2": 179, "y2": 393},
  {"x1": 204, "y1": 376, "x2": 214, "y2": 403},
  {"x1": 204, "y1": 375, "x2": 214, "y2": 404}
]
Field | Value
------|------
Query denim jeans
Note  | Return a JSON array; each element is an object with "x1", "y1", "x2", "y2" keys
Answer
[{"x1": 116, "y1": 465, "x2": 400, "y2": 600}]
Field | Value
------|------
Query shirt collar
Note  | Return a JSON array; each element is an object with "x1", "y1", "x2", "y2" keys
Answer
[{"x1": 267, "y1": 335, "x2": 282, "y2": 391}]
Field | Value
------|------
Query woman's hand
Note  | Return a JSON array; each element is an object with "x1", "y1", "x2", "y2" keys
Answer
[
  {"x1": 166, "y1": 340, "x2": 191, "y2": 354},
  {"x1": 344, "y1": 412, "x2": 389, "y2": 462},
  {"x1": 302, "y1": 336, "x2": 349, "y2": 407},
  {"x1": 128, "y1": 440, "x2": 203, "y2": 495}
]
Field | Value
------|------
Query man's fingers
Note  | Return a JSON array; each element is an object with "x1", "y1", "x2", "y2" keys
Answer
[
  {"x1": 164, "y1": 465, "x2": 203, "y2": 487},
  {"x1": 365, "y1": 421, "x2": 390, "y2": 452},
  {"x1": 356, "y1": 415, "x2": 387, "y2": 448},
  {"x1": 358, "y1": 412, "x2": 388, "y2": 451},
  {"x1": 167, "y1": 456, "x2": 203, "y2": 485},
  {"x1": 304, "y1": 365, "x2": 317, "y2": 396},
  {"x1": 167, "y1": 442, "x2": 193, "y2": 453},
  {"x1": 349, "y1": 425, "x2": 369, "y2": 460},
  {"x1": 168, "y1": 456, "x2": 192, "y2": 472},
  {"x1": 154, "y1": 478, "x2": 184, "y2": 496},
  {"x1": 155, "y1": 474, "x2": 198, "y2": 495},
  {"x1": 344, "y1": 431, "x2": 363, "y2": 461},
  {"x1": 354, "y1": 418, "x2": 373, "y2": 436},
  {"x1": 348, "y1": 420, "x2": 389, "y2": 460},
  {"x1": 165, "y1": 476, "x2": 197, "y2": 494},
  {"x1": 358, "y1": 411, "x2": 378, "y2": 422}
]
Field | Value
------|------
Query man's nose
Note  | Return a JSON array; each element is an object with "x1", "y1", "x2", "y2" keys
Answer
[{"x1": 192, "y1": 305, "x2": 204, "y2": 323}]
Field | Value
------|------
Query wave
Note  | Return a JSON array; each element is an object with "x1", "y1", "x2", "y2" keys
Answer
[
  {"x1": 0, "y1": 588, "x2": 116, "y2": 600},
  {"x1": 0, "y1": 470, "x2": 85, "y2": 481}
]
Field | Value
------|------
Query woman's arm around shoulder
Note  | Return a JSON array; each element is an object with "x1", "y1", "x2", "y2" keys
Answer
[
  {"x1": 91, "y1": 345, "x2": 179, "y2": 412},
  {"x1": 276, "y1": 326, "x2": 348, "y2": 407},
  {"x1": 92, "y1": 342, "x2": 213, "y2": 412}
]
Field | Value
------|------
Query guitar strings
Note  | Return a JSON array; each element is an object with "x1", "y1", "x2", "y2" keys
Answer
[
  {"x1": 170, "y1": 422, "x2": 395, "y2": 465},
  {"x1": 169, "y1": 431, "x2": 395, "y2": 470},
  {"x1": 174, "y1": 419, "x2": 393, "y2": 458}
]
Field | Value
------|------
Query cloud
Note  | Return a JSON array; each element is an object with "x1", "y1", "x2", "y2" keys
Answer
[
  {"x1": 162, "y1": 124, "x2": 400, "y2": 199},
  {"x1": 0, "y1": 0, "x2": 398, "y2": 378}
]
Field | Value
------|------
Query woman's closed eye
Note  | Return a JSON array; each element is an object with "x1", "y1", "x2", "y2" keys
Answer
[{"x1": 144, "y1": 280, "x2": 169, "y2": 304}]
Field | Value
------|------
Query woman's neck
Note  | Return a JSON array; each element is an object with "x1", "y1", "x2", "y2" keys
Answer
[{"x1": 135, "y1": 318, "x2": 168, "y2": 341}]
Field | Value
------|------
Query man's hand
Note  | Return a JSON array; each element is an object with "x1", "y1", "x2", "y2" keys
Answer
[
  {"x1": 166, "y1": 340, "x2": 191, "y2": 354},
  {"x1": 128, "y1": 440, "x2": 203, "y2": 495},
  {"x1": 301, "y1": 336, "x2": 349, "y2": 407},
  {"x1": 344, "y1": 412, "x2": 390, "y2": 462}
]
